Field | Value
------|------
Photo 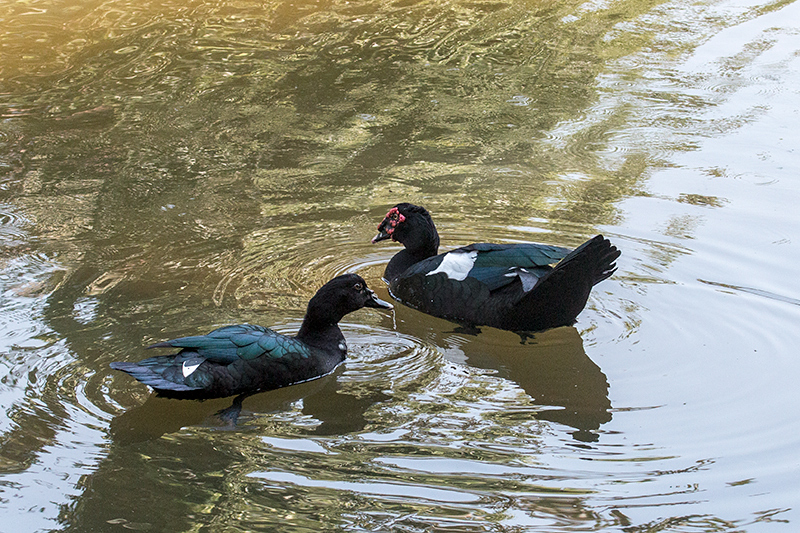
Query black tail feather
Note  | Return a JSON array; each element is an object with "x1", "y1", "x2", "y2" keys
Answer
[
  {"x1": 110, "y1": 362, "x2": 200, "y2": 392},
  {"x1": 503, "y1": 235, "x2": 620, "y2": 331}
]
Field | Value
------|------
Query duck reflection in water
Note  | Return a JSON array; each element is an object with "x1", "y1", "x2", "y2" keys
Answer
[
  {"x1": 381, "y1": 299, "x2": 612, "y2": 442},
  {"x1": 110, "y1": 371, "x2": 391, "y2": 444},
  {"x1": 465, "y1": 326, "x2": 611, "y2": 442}
]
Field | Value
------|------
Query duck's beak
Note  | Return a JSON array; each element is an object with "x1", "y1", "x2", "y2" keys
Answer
[
  {"x1": 365, "y1": 289, "x2": 393, "y2": 309},
  {"x1": 371, "y1": 229, "x2": 392, "y2": 244}
]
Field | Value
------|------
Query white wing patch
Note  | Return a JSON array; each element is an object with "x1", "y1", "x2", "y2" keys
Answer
[
  {"x1": 182, "y1": 361, "x2": 202, "y2": 378},
  {"x1": 426, "y1": 250, "x2": 479, "y2": 281},
  {"x1": 507, "y1": 267, "x2": 539, "y2": 292}
]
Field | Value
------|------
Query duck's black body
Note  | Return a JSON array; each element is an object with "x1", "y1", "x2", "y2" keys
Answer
[
  {"x1": 110, "y1": 274, "x2": 392, "y2": 400},
  {"x1": 373, "y1": 203, "x2": 620, "y2": 332}
]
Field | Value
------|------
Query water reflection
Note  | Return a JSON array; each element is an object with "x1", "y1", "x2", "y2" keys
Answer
[
  {"x1": 378, "y1": 299, "x2": 612, "y2": 441},
  {"x1": 104, "y1": 299, "x2": 612, "y2": 445},
  {"x1": 109, "y1": 370, "x2": 393, "y2": 444},
  {"x1": 462, "y1": 327, "x2": 611, "y2": 442},
  {"x1": 61, "y1": 341, "x2": 611, "y2": 533}
]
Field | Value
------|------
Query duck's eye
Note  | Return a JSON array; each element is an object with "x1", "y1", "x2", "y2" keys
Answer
[
  {"x1": 386, "y1": 207, "x2": 405, "y2": 224},
  {"x1": 354, "y1": 282, "x2": 364, "y2": 291}
]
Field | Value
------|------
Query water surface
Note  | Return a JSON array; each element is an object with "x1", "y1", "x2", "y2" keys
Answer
[{"x1": 1, "y1": 0, "x2": 799, "y2": 531}]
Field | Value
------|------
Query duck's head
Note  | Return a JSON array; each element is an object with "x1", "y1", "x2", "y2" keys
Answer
[
  {"x1": 307, "y1": 274, "x2": 392, "y2": 325},
  {"x1": 372, "y1": 203, "x2": 439, "y2": 255}
]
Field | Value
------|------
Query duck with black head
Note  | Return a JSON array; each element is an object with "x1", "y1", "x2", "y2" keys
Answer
[
  {"x1": 110, "y1": 274, "x2": 392, "y2": 419},
  {"x1": 372, "y1": 203, "x2": 620, "y2": 332}
]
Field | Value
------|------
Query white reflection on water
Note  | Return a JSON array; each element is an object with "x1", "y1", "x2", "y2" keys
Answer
[
  {"x1": 593, "y1": 0, "x2": 800, "y2": 524},
  {"x1": 250, "y1": 470, "x2": 482, "y2": 504},
  {"x1": 0, "y1": 255, "x2": 109, "y2": 532}
]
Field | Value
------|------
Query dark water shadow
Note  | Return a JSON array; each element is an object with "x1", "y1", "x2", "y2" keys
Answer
[
  {"x1": 110, "y1": 369, "x2": 391, "y2": 444},
  {"x1": 457, "y1": 326, "x2": 612, "y2": 442},
  {"x1": 380, "y1": 296, "x2": 612, "y2": 442},
  {"x1": 59, "y1": 370, "x2": 391, "y2": 531}
]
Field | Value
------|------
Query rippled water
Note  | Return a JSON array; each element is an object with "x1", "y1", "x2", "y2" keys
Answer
[{"x1": 2, "y1": 0, "x2": 800, "y2": 531}]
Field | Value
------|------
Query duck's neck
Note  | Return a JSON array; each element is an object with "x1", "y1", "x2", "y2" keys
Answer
[
  {"x1": 383, "y1": 223, "x2": 439, "y2": 282},
  {"x1": 296, "y1": 311, "x2": 346, "y2": 358},
  {"x1": 385, "y1": 248, "x2": 434, "y2": 281}
]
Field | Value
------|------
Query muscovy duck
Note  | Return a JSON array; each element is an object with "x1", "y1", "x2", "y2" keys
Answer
[
  {"x1": 110, "y1": 274, "x2": 392, "y2": 400},
  {"x1": 372, "y1": 203, "x2": 620, "y2": 332}
]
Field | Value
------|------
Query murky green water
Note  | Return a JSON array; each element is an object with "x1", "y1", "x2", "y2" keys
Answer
[{"x1": 2, "y1": 0, "x2": 800, "y2": 530}]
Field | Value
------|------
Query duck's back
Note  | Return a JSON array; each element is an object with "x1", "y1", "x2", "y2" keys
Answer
[
  {"x1": 388, "y1": 237, "x2": 619, "y2": 331},
  {"x1": 387, "y1": 243, "x2": 563, "y2": 327},
  {"x1": 111, "y1": 324, "x2": 344, "y2": 399}
]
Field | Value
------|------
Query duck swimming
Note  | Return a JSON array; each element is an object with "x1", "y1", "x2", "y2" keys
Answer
[
  {"x1": 110, "y1": 274, "x2": 392, "y2": 401},
  {"x1": 372, "y1": 203, "x2": 620, "y2": 332}
]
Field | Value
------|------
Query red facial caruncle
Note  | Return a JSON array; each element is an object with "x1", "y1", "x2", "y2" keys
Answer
[{"x1": 379, "y1": 207, "x2": 406, "y2": 239}]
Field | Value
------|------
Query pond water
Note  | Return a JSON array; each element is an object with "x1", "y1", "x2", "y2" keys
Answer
[{"x1": 2, "y1": 0, "x2": 800, "y2": 531}]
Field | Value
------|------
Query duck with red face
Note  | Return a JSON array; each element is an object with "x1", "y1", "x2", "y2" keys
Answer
[{"x1": 372, "y1": 203, "x2": 620, "y2": 332}]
